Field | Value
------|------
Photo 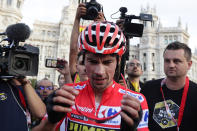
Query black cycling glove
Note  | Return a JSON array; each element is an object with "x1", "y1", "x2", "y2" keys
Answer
[
  {"x1": 120, "y1": 106, "x2": 143, "y2": 131},
  {"x1": 46, "y1": 91, "x2": 68, "y2": 124}
]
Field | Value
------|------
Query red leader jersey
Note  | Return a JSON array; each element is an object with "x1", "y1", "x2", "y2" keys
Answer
[{"x1": 55, "y1": 80, "x2": 149, "y2": 131}]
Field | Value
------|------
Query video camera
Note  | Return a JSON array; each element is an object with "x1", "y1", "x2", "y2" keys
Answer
[
  {"x1": 118, "y1": 7, "x2": 152, "y2": 38},
  {"x1": 112, "y1": 7, "x2": 152, "y2": 81},
  {"x1": 81, "y1": 0, "x2": 102, "y2": 20},
  {"x1": 0, "y1": 23, "x2": 39, "y2": 79}
]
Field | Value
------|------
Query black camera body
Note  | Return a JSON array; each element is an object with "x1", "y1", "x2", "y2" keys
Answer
[
  {"x1": 82, "y1": 0, "x2": 102, "y2": 20},
  {"x1": 119, "y1": 7, "x2": 152, "y2": 38},
  {"x1": 0, "y1": 23, "x2": 39, "y2": 78},
  {"x1": 0, "y1": 44, "x2": 39, "y2": 78}
]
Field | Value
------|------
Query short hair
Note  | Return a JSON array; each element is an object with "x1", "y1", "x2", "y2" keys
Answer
[
  {"x1": 35, "y1": 78, "x2": 53, "y2": 89},
  {"x1": 126, "y1": 59, "x2": 142, "y2": 69},
  {"x1": 77, "y1": 50, "x2": 85, "y2": 61},
  {"x1": 77, "y1": 50, "x2": 86, "y2": 65},
  {"x1": 126, "y1": 61, "x2": 131, "y2": 69},
  {"x1": 163, "y1": 41, "x2": 192, "y2": 61}
]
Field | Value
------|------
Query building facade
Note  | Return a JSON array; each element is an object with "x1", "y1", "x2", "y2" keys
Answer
[
  {"x1": 128, "y1": 5, "x2": 195, "y2": 82},
  {"x1": 0, "y1": 0, "x2": 197, "y2": 85}
]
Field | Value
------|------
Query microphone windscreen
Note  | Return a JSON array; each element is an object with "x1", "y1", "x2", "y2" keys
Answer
[{"x1": 6, "y1": 23, "x2": 31, "y2": 42}]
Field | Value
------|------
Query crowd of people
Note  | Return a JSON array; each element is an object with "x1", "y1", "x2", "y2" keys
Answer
[{"x1": 0, "y1": 3, "x2": 197, "y2": 131}]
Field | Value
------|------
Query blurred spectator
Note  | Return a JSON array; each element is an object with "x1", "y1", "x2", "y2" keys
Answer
[
  {"x1": 69, "y1": 3, "x2": 105, "y2": 83},
  {"x1": 58, "y1": 74, "x2": 65, "y2": 87},
  {"x1": 125, "y1": 59, "x2": 144, "y2": 92},
  {"x1": 72, "y1": 51, "x2": 88, "y2": 82},
  {"x1": 56, "y1": 59, "x2": 72, "y2": 86},
  {"x1": 35, "y1": 78, "x2": 54, "y2": 103},
  {"x1": 31, "y1": 78, "x2": 54, "y2": 129}
]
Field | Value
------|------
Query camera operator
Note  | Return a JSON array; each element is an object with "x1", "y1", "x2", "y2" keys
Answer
[
  {"x1": 0, "y1": 76, "x2": 46, "y2": 130},
  {"x1": 0, "y1": 22, "x2": 46, "y2": 130},
  {"x1": 69, "y1": 3, "x2": 105, "y2": 83}
]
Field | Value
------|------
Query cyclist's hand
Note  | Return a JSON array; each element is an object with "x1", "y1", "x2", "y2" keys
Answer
[
  {"x1": 47, "y1": 85, "x2": 79, "y2": 123},
  {"x1": 120, "y1": 94, "x2": 142, "y2": 130}
]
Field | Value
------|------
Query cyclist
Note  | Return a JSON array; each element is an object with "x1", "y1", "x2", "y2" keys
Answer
[{"x1": 33, "y1": 21, "x2": 149, "y2": 131}]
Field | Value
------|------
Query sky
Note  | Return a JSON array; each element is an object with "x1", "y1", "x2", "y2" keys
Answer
[{"x1": 22, "y1": 0, "x2": 197, "y2": 51}]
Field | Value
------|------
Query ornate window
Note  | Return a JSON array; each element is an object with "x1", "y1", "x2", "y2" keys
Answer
[
  {"x1": 144, "y1": 62, "x2": 146, "y2": 71},
  {"x1": 45, "y1": 74, "x2": 50, "y2": 79},
  {"x1": 164, "y1": 36, "x2": 168, "y2": 44},
  {"x1": 7, "y1": 0, "x2": 12, "y2": 6},
  {"x1": 17, "y1": 0, "x2": 21, "y2": 8},
  {"x1": 151, "y1": 21, "x2": 155, "y2": 27},
  {"x1": 47, "y1": 31, "x2": 51, "y2": 36},
  {"x1": 143, "y1": 53, "x2": 146, "y2": 61},
  {"x1": 169, "y1": 35, "x2": 172, "y2": 43},
  {"x1": 47, "y1": 46, "x2": 52, "y2": 58},
  {"x1": 42, "y1": 30, "x2": 45, "y2": 35},
  {"x1": 52, "y1": 31, "x2": 56, "y2": 37},
  {"x1": 152, "y1": 63, "x2": 155, "y2": 71},
  {"x1": 174, "y1": 35, "x2": 178, "y2": 41},
  {"x1": 152, "y1": 53, "x2": 155, "y2": 61},
  {"x1": 143, "y1": 21, "x2": 147, "y2": 27}
]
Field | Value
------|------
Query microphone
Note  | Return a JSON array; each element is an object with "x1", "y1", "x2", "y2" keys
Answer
[
  {"x1": 5, "y1": 23, "x2": 31, "y2": 42},
  {"x1": 0, "y1": 32, "x2": 6, "y2": 35}
]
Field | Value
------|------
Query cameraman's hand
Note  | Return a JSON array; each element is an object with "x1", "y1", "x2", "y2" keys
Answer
[
  {"x1": 56, "y1": 59, "x2": 73, "y2": 85},
  {"x1": 12, "y1": 77, "x2": 31, "y2": 87},
  {"x1": 12, "y1": 77, "x2": 46, "y2": 119},
  {"x1": 47, "y1": 85, "x2": 79, "y2": 123},
  {"x1": 94, "y1": 12, "x2": 105, "y2": 22},
  {"x1": 56, "y1": 59, "x2": 69, "y2": 76},
  {"x1": 76, "y1": 3, "x2": 86, "y2": 20},
  {"x1": 120, "y1": 94, "x2": 142, "y2": 129},
  {"x1": 116, "y1": 19, "x2": 124, "y2": 31}
]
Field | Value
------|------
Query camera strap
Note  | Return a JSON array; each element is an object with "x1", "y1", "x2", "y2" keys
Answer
[
  {"x1": 17, "y1": 87, "x2": 27, "y2": 109},
  {"x1": 17, "y1": 86, "x2": 31, "y2": 125},
  {"x1": 7, "y1": 83, "x2": 31, "y2": 126}
]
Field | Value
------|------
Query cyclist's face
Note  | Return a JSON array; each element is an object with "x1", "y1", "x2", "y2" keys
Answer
[{"x1": 85, "y1": 52, "x2": 117, "y2": 91}]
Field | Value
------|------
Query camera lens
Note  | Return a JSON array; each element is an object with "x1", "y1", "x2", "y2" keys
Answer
[
  {"x1": 13, "y1": 57, "x2": 29, "y2": 71},
  {"x1": 15, "y1": 59, "x2": 25, "y2": 69},
  {"x1": 87, "y1": 7, "x2": 98, "y2": 20}
]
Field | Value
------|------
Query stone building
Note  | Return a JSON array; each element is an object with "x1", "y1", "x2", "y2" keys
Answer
[
  {"x1": 128, "y1": 5, "x2": 197, "y2": 83},
  {"x1": 0, "y1": 0, "x2": 197, "y2": 85},
  {"x1": 0, "y1": 0, "x2": 23, "y2": 31}
]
